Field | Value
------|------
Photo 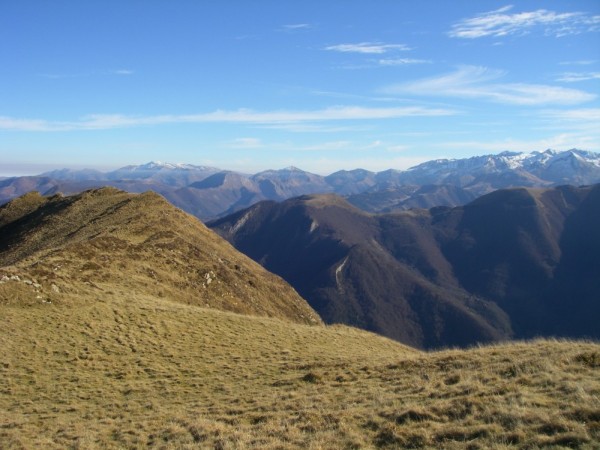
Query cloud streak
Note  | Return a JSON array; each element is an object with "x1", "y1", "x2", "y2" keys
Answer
[
  {"x1": 385, "y1": 65, "x2": 596, "y2": 105},
  {"x1": 556, "y1": 72, "x2": 600, "y2": 82},
  {"x1": 38, "y1": 69, "x2": 134, "y2": 79},
  {"x1": 0, "y1": 106, "x2": 457, "y2": 132},
  {"x1": 281, "y1": 23, "x2": 311, "y2": 31},
  {"x1": 559, "y1": 60, "x2": 596, "y2": 66},
  {"x1": 540, "y1": 108, "x2": 600, "y2": 122},
  {"x1": 378, "y1": 58, "x2": 431, "y2": 66},
  {"x1": 325, "y1": 42, "x2": 410, "y2": 54},
  {"x1": 450, "y1": 5, "x2": 600, "y2": 39}
]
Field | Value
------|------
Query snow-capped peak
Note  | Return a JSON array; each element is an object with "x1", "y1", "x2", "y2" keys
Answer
[{"x1": 117, "y1": 161, "x2": 219, "y2": 172}]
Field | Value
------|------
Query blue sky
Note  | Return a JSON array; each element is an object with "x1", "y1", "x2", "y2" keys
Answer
[{"x1": 1, "y1": 0, "x2": 599, "y2": 176}]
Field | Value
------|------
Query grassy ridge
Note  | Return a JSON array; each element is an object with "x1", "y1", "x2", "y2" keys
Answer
[
  {"x1": 0, "y1": 189, "x2": 322, "y2": 325},
  {"x1": 1, "y1": 284, "x2": 598, "y2": 449}
]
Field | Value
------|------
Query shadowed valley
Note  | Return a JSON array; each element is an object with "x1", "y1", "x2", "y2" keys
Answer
[{"x1": 210, "y1": 184, "x2": 600, "y2": 349}]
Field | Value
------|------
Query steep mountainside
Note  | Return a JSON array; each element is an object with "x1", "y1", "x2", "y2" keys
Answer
[
  {"x1": 0, "y1": 176, "x2": 61, "y2": 201},
  {"x1": 251, "y1": 166, "x2": 333, "y2": 198},
  {"x1": 346, "y1": 184, "x2": 477, "y2": 213},
  {"x1": 210, "y1": 184, "x2": 600, "y2": 348},
  {"x1": 324, "y1": 168, "x2": 377, "y2": 194},
  {"x1": 0, "y1": 188, "x2": 321, "y2": 324},
  {"x1": 165, "y1": 168, "x2": 334, "y2": 220},
  {"x1": 167, "y1": 171, "x2": 264, "y2": 220}
]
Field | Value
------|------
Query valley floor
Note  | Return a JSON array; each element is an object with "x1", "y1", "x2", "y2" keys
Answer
[{"x1": 1, "y1": 289, "x2": 599, "y2": 449}]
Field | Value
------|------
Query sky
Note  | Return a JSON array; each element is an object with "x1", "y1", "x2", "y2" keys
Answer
[{"x1": 1, "y1": 0, "x2": 599, "y2": 176}]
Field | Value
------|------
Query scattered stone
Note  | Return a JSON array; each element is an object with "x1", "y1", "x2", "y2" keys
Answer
[
  {"x1": 204, "y1": 271, "x2": 216, "y2": 285},
  {"x1": 51, "y1": 284, "x2": 60, "y2": 293}
]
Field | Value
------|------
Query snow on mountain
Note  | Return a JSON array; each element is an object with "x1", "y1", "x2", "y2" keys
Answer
[
  {"x1": 401, "y1": 149, "x2": 600, "y2": 187},
  {"x1": 114, "y1": 161, "x2": 220, "y2": 172},
  {"x1": 3, "y1": 150, "x2": 598, "y2": 217},
  {"x1": 105, "y1": 162, "x2": 221, "y2": 187}
]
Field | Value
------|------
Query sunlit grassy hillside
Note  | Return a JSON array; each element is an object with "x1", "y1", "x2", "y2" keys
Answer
[{"x1": 2, "y1": 284, "x2": 599, "y2": 449}]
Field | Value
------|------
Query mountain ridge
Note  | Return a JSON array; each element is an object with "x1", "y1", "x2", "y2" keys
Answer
[
  {"x1": 2, "y1": 149, "x2": 599, "y2": 220},
  {"x1": 210, "y1": 183, "x2": 600, "y2": 348},
  {"x1": 0, "y1": 187, "x2": 321, "y2": 325}
]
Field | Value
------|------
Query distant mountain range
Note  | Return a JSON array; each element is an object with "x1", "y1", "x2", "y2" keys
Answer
[
  {"x1": 1, "y1": 149, "x2": 599, "y2": 220},
  {"x1": 210, "y1": 184, "x2": 600, "y2": 349}
]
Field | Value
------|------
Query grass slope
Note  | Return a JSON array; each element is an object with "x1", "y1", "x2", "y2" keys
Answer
[
  {"x1": 1, "y1": 285, "x2": 598, "y2": 449},
  {"x1": 0, "y1": 188, "x2": 321, "y2": 325}
]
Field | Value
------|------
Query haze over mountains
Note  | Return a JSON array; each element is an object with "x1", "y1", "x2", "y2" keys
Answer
[
  {"x1": 2, "y1": 149, "x2": 599, "y2": 220},
  {"x1": 210, "y1": 184, "x2": 600, "y2": 349}
]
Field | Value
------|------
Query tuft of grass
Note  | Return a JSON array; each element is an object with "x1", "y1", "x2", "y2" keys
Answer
[{"x1": 575, "y1": 351, "x2": 600, "y2": 368}]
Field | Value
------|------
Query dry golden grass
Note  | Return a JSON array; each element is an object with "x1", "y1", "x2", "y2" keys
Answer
[
  {"x1": 0, "y1": 188, "x2": 321, "y2": 325},
  {"x1": 1, "y1": 189, "x2": 599, "y2": 448},
  {"x1": 1, "y1": 281, "x2": 598, "y2": 449}
]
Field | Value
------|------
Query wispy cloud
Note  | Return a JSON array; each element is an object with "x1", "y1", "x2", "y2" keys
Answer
[
  {"x1": 0, "y1": 117, "x2": 56, "y2": 131},
  {"x1": 559, "y1": 60, "x2": 596, "y2": 66},
  {"x1": 256, "y1": 123, "x2": 359, "y2": 133},
  {"x1": 556, "y1": 72, "x2": 600, "y2": 82},
  {"x1": 450, "y1": 5, "x2": 600, "y2": 39},
  {"x1": 384, "y1": 65, "x2": 596, "y2": 105},
  {"x1": 281, "y1": 23, "x2": 311, "y2": 31},
  {"x1": 536, "y1": 109, "x2": 600, "y2": 140},
  {"x1": 0, "y1": 106, "x2": 457, "y2": 132},
  {"x1": 378, "y1": 58, "x2": 431, "y2": 66},
  {"x1": 547, "y1": 108, "x2": 600, "y2": 123},
  {"x1": 38, "y1": 69, "x2": 134, "y2": 79},
  {"x1": 325, "y1": 42, "x2": 410, "y2": 54},
  {"x1": 540, "y1": 108, "x2": 600, "y2": 122}
]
